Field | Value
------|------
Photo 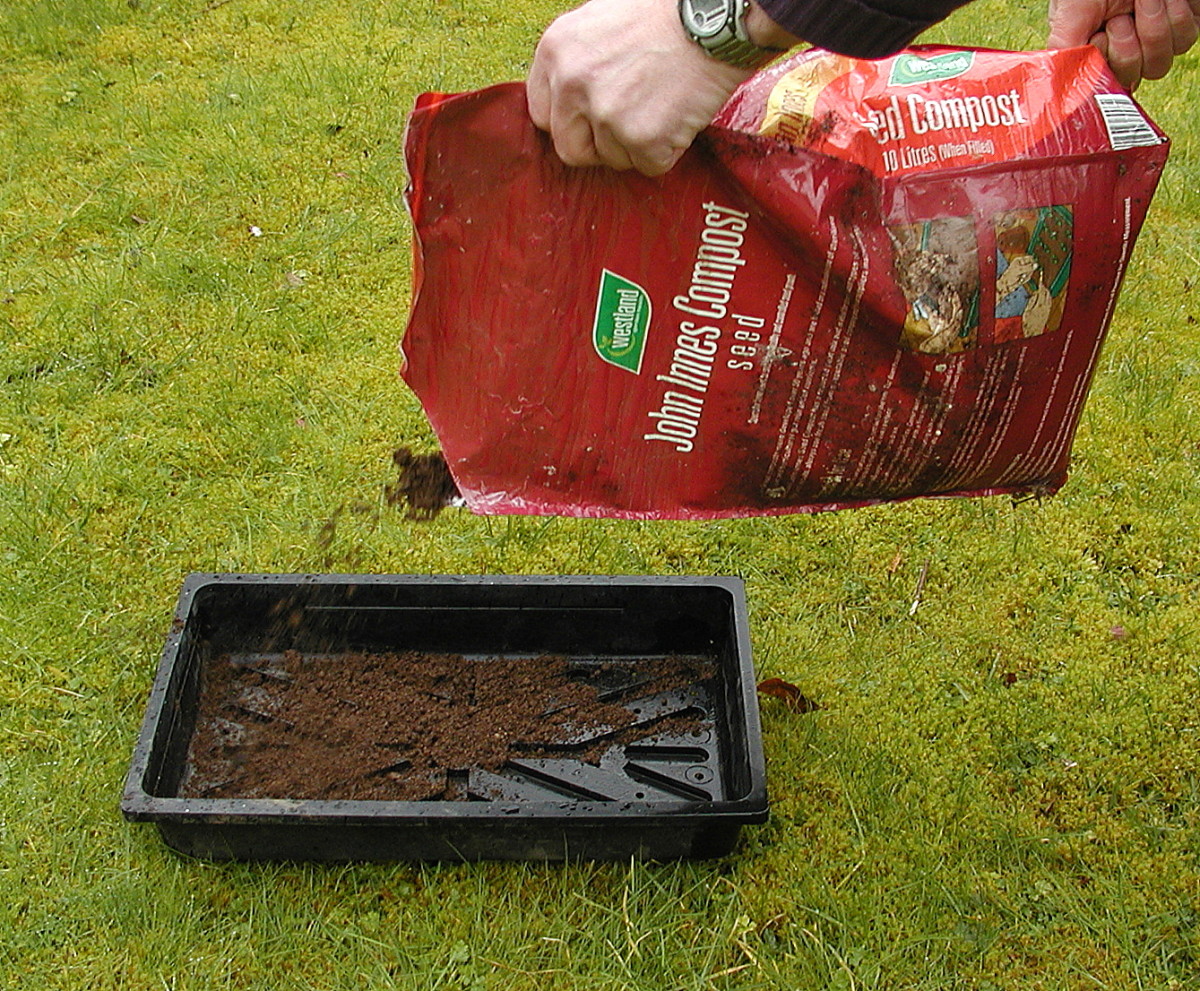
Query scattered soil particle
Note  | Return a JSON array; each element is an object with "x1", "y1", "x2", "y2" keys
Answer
[
  {"x1": 182, "y1": 651, "x2": 711, "y2": 802},
  {"x1": 384, "y1": 447, "x2": 460, "y2": 519},
  {"x1": 756, "y1": 677, "x2": 819, "y2": 713}
]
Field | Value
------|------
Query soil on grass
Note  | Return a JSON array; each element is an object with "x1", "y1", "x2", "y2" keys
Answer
[
  {"x1": 182, "y1": 651, "x2": 713, "y2": 801},
  {"x1": 385, "y1": 447, "x2": 460, "y2": 519}
]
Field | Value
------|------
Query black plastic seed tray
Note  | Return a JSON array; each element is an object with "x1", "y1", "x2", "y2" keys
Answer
[{"x1": 121, "y1": 574, "x2": 767, "y2": 861}]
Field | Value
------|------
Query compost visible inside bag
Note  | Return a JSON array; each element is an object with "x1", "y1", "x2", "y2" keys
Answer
[{"x1": 401, "y1": 46, "x2": 1168, "y2": 519}]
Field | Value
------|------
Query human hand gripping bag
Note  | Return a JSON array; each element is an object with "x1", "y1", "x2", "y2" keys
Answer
[{"x1": 400, "y1": 46, "x2": 1168, "y2": 519}]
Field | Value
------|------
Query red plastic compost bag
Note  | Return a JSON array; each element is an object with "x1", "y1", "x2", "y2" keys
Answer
[{"x1": 401, "y1": 46, "x2": 1168, "y2": 519}]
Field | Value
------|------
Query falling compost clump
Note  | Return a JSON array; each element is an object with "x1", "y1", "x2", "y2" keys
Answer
[{"x1": 385, "y1": 447, "x2": 460, "y2": 519}]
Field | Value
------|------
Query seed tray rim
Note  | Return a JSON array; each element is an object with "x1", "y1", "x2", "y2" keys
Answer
[{"x1": 121, "y1": 797, "x2": 768, "y2": 822}]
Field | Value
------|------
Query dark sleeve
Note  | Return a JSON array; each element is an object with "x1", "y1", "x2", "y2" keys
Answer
[{"x1": 754, "y1": 0, "x2": 973, "y2": 59}]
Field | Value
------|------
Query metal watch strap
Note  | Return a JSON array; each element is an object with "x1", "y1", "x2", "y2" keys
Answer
[{"x1": 706, "y1": 33, "x2": 780, "y2": 69}]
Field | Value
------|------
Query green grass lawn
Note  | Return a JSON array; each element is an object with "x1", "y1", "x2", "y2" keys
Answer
[{"x1": 2, "y1": 0, "x2": 1198, "y2": 987}]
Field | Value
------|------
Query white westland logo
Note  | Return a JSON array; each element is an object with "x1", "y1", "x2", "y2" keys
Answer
[{"x1": 890, "y1": 52, "x2": 975, "y2": 85}]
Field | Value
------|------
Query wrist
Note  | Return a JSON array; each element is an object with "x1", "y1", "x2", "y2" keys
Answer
[
  {"x1": 743, "y1": 0, "x2": 801, "y2": 50},
  {"x1": 678, "y1": 0, "x2": 793, "y2": 69}
]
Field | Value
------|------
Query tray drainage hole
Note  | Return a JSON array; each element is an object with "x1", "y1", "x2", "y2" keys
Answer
[
  {"x1": 686, "y1": 766, "x2": 714, "y2": 784},
  {"x1": 635, "y1": 792, "x2": 645, "y2": 800}
]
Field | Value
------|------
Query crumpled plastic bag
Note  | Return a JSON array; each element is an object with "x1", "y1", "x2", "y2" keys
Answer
[{"x1": 401, "y1": 45, "x2": 1167, "y2": 519}]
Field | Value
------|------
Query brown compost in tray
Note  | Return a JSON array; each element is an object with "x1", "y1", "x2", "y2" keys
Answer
[{"x1": 183, "y1": 650, "x2": 713, "y2": 803}]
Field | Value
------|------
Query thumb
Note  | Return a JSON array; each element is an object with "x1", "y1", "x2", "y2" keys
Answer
[{"x1": 1047, "y1": 0, "x2": 1112, "y2": 47}]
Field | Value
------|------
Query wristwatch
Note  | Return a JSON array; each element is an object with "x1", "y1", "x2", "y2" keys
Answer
[{"x1": 678, "y1": 0, "x2": 783, "y2": 70}]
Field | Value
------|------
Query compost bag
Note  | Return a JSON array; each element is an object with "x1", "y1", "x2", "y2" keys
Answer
[{"x1": 401, "y1": 45, "x2": 1168, "y2": 519}]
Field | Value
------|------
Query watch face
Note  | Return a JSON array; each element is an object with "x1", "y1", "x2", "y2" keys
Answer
[{"x1": 680, "y1": 0, "x2": 732, "y2": 40}]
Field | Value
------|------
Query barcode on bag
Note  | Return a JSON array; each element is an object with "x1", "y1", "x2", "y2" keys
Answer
[{"x1": 1095, "y1": 93, "x2": 1161, "y2": 150}]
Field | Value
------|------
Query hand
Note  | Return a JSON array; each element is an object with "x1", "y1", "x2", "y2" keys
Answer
[
  {"x1": 527, "y1": 0, "x2": 785, "y2": 176},
  {"x1": 996, "y1": 254, "x2": 1039, "y2": 297},
  {"x1": 1047, "y1": 0, "x2": 1200, "y2": 89}
]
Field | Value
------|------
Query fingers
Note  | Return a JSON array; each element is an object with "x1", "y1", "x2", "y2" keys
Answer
[
  {"x1": 525, "y1": 24, "x2": 644, "y2": 171},
  {"x1": 527, "y1": 55, "x2": 605, "y2": 167},
  {"x1": 524, "y1": 0, "x2": 751, "y2": 176},
  {"x1": 527, "y1": 71, "x2": 687, "y2": 174},
  {"x1": 600, "y1": 113, "x2": 697, "y2": 175},
  {"x1": 1164, "y1": 0, "x2": 1200, "y2": 59},
  {"x1": 1132, "y1": 0, "x2": 1175, "y2": 79},
  {"x1": 591, "y1": 122, "x2": 637, "y2": 172},
  {"x1": 545, "y1": 91, "x2": 605, "y2": 168},
  {"x1": 532, "y1": 106, "x2": 703, "y2": 177},
  {"x1": 633, "y1": 144, "x2": 688, "y2": 178},
  {"x1": 525, "y1": 54, "x2": 551, "y2": 133},
  {"x1": 1045, "y1": 0, "x2": 1199, "y2": 87},
  {"x1": 527, "y1": 76, "x2": 647, "y2": 171},
  {"x1": 1103, "y1": 0, "x2": 1194, "y2": 89},
  {"x1": 542, "y1": 108, "x2": 687, "y2": 175},
  {"x1": 1104, "y1": 13, "x2": 1144, "y2": 88},
  {"x1": 525, "y1": 65, "x2": 701, "y2": 175}
]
